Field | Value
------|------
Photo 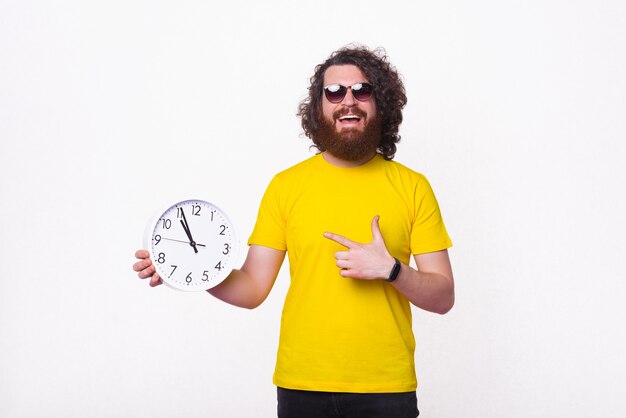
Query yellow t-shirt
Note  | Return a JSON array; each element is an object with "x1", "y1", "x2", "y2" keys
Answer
[{"x1": 248, "y1": 153, "x2": 452, "y2": 393}]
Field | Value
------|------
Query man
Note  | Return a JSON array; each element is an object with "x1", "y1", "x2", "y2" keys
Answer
[{"x1": 134, "y1": 45, "x2": 454, "y2": 418}]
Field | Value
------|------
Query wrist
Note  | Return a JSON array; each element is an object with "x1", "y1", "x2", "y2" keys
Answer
[{"x1": 386, "y1": 258, "x2": 401, "y2": 282}]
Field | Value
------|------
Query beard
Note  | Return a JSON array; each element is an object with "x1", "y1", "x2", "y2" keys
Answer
[{"x1": 312, "y1": 108, "x2": 382, "y2": 162}]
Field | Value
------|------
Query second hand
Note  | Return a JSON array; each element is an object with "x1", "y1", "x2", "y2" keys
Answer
[{"x1": 161, "y1": 237, "x2": 206, "y2": 247}]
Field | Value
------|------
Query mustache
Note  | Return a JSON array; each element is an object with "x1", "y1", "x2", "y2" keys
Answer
[{"x1": 333, "y1": 107, "x2": 367, "y2": 119}]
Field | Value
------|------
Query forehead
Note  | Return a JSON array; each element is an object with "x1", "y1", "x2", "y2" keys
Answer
[{"x1": 323, "y1": 64, "x2": 368, "y2": 85}]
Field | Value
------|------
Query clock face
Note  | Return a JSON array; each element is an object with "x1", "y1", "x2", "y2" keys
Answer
[{"x1": 145, "y1": 199, "x2": 239, "y2": 291}]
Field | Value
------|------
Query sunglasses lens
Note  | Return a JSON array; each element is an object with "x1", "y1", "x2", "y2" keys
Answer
[
  {"x1": 352, "y1": 83, "x2": 373, "y2": 101},
  {"x1": 324, "y1": 84, "x2": 347, "y2": 103}
]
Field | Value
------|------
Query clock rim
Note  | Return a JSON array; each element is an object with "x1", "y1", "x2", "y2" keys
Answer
[{"x1": 143, "y1": 198, "x2": 240, "y2": 292}]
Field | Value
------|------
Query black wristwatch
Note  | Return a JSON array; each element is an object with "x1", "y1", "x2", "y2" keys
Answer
[{"x1": 387, "y1": 258, "x2": 401, "y2": 282}]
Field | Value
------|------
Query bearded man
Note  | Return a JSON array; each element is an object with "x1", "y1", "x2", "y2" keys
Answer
[{"x1": 134, "y1": 46, "x2": 454, "y2": 418}]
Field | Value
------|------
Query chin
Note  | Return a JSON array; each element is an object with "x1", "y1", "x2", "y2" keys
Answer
[{"x1": 337, "y1": 126, "x2": 366, "y2": 138}]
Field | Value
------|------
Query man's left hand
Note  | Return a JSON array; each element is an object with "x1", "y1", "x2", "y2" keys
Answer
[{"x1": 323, "y1": 216, "x2": 396, "y2": 280}]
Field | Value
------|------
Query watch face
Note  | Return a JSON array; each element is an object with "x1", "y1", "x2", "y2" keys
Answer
[{"x1": 145, "y1": 199, "x2": 239, "y2": 291}]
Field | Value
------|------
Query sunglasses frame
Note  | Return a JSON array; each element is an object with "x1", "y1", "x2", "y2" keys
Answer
[{"x1": 323, "y1": 82, "x2": 374, "y2": 104}]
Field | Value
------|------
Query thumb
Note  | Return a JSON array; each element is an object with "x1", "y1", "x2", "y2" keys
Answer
[{"x1": 371, "y1": 215, "x2": 384, "y2": 243}]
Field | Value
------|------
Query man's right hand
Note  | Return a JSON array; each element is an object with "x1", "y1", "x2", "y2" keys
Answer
[
  {"x1": 132, "y1": 245, "x2": 286, "y2": 308},
  {"x1": 133, "y1": 250, "x2": 162, "y2": 287}
]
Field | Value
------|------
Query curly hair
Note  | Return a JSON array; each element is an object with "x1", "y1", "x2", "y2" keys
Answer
[{"x1": 297, "y1": 45, "x2": 407, "y2": 160}]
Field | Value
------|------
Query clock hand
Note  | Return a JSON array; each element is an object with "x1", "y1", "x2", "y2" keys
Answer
[
  {"x1": 180, "y1": 221, "x2": 199, "y2": 253},
  {"x1": 179, "y1": 208, "x2": 198, "y2": 253},
  {"x1": 180, "y1": 220, "x2": 199, "y2": 253},
  {"x1": 161, "y1": 237, "x2": 206, "y2": 247}
]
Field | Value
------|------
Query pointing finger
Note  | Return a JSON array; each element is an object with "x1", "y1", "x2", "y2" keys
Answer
[{"x1": 323, "y1": 232, "x2": 358, "y2": 249}]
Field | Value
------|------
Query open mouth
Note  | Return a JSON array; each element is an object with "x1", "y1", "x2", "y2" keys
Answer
[{"x1": 338, "y1": 114, "x2": 361, "y2": 123}]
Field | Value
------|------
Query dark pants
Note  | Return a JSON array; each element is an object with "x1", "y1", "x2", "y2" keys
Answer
[{"x1": 277, "y1": 387, "x2": 419, "y2": 418}]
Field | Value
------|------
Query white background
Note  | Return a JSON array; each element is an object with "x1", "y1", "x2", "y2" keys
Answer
[{"x1": 1, "y1": 1, "x2": 625, "y2": 417}]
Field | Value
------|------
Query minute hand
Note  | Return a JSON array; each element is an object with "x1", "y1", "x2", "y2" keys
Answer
[{"x1": 179, "y1": 208, "x2": 198, "y2": 253}]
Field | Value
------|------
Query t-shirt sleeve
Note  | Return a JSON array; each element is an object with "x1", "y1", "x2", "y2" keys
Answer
[
  {"x1": 248, "y1": 175, "x2": 287, "y2": 251},
  {"x1": 410, "y1": 175, "x2": 453, "y2": 255}
]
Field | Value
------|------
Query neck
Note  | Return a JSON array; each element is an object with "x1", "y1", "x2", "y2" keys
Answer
[{"x1": 321, "y1": 151, "x2": 377, "y2": 167}]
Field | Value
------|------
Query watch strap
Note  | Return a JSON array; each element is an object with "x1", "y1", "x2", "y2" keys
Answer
[{"x1": 387, "y1": 258, "x2": 401, "y2": 282}]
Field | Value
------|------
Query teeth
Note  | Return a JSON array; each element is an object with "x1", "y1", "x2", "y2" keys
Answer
[{"x1": 339, "y1": 115, "x2": 359, "y2": 120}]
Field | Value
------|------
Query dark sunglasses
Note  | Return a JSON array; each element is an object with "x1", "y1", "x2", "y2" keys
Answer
[{"x1": 323, "y1": 82, "x2": 374, "y2": 103}]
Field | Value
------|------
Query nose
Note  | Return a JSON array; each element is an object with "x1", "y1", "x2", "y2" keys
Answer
[{"x1": 342, "y1": 88, "x2": 357, "y2": 106}]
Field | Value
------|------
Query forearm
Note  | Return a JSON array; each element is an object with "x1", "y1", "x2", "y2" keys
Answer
[
  {"x1": 391, "y1": 261, "x2": 455, "y2": 315},
  {"x1": 207, "y1": 268, "x2": 268, "y2": 309},
  {"x1": 207, "y1": 245, "x2": 285, "y2": 310}
]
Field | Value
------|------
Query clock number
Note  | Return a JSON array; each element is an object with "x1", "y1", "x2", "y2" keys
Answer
[
  {"x1": 169, "y1": 265, "x2": 178, "y2": 277},
  {"x1": 157, "y1": 252, "x2": 166, "y2": 264},
  {"x1": 177, "y1": 205, "x2": 201, "y2": 218},
  {"x1": 223, "y1": 243, "x2": 230, "y2": 255},
  {"x1": 210, "y1": 210, "x2": 215, "y2": 222},
  {"x1": 154, "y1": 235, "x2": 161, "y2": 245},
  {"x1": 186, "y1": 272, "x2": 193, "y2": 284},
  {"x1": 215, "y1": 261, "x2": 223, "y2": 271},
  {"x1": 219, "y1": 225, "x2": 226, "y2": 235},
  {"x1": 202, "y1": 271, "x2": 209, "y2": 281},
  {"x1": 161, "y1": 219, "x2": 172, "y2": 229}
]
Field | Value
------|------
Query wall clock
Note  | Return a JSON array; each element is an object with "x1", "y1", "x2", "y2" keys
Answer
[{"x1": 144, "y1": 199, "x2": 239, "y2": 291}]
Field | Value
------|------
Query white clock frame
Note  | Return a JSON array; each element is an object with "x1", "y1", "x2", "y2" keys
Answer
[{"x1": 144, "y1": 199, "x2": 239, "y2": 291}]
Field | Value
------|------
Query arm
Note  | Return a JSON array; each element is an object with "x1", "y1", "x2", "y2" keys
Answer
[
  {"x1": 390, "y1": 250, "x2": 454, "y2": 314},
  {"x1": 323, "y1": 216, "x2": 454, "y2": 315},
  {"x1": 208, "y1": 244, "x2": 285, "y2": 309},
  {"x1": 133, "y1": 244, "x2": 285, "y2": 310}
]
